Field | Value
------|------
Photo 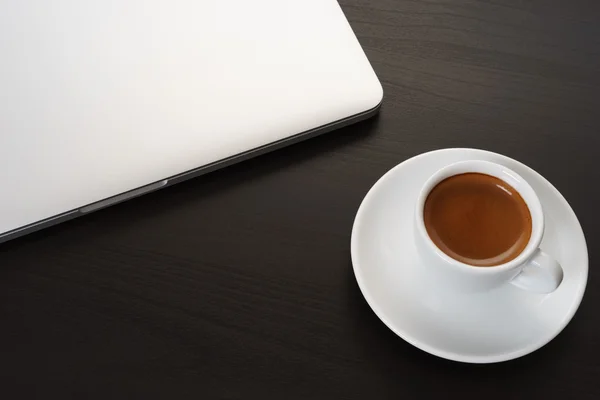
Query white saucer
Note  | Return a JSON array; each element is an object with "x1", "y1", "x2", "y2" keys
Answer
[{"x1": 351, "y1": 148, "x2": 588, "y2": 363}]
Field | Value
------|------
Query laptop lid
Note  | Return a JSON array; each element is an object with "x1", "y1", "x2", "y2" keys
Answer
[{"x1": 0, "y1": 0, "x2": 382, "y2": 242}]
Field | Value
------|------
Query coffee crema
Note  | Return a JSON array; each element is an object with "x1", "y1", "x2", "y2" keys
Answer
[{"x1": 423, "y1": 173, "x2": 532, "y2": 267}]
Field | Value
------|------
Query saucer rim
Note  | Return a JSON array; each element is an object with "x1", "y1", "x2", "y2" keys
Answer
[{"x1": 350, "y1": 148, "x2": 589, "y2": 364}]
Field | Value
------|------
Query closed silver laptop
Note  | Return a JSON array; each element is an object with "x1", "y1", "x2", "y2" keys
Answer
[{"x1": 0, "y1": 0, "x2": 382, "y2": 243}]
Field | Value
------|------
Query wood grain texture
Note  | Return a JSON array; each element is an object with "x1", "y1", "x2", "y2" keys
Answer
[{"x1": 1, "y1": 1, "x2": 599, "y2": 398}]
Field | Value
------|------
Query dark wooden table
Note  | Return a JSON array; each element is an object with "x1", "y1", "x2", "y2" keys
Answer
[{"x1": 1, "y1": 0, "x2": 599, "y2": 398}]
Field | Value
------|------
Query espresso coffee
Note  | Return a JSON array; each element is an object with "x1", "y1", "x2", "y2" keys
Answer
[{"x1": 423, "y1": 173, "x2": 532, "y2": 267}]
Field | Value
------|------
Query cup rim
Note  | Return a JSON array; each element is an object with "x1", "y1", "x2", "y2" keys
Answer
[{"x1": 415, "y1": 160, "x2": 544, "y2": 273}]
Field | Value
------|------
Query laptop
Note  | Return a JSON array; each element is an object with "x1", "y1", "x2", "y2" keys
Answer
[{"x1": 0, "y1": 0, "x2": 382, "y2": 243}]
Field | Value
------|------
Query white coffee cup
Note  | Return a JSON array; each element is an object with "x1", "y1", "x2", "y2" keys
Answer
[{"x1": 414, "y1": 160, "x2": 563, "y2": 294}]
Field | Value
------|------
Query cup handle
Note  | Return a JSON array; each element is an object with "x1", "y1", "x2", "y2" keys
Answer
[{"x1": 510, "y1": 249, "x2": 563, "y2": 294}]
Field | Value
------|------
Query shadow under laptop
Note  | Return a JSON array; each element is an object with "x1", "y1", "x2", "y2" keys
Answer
[{"x1": 1, "y1": 114, "x2": 380, "y2": 252}]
